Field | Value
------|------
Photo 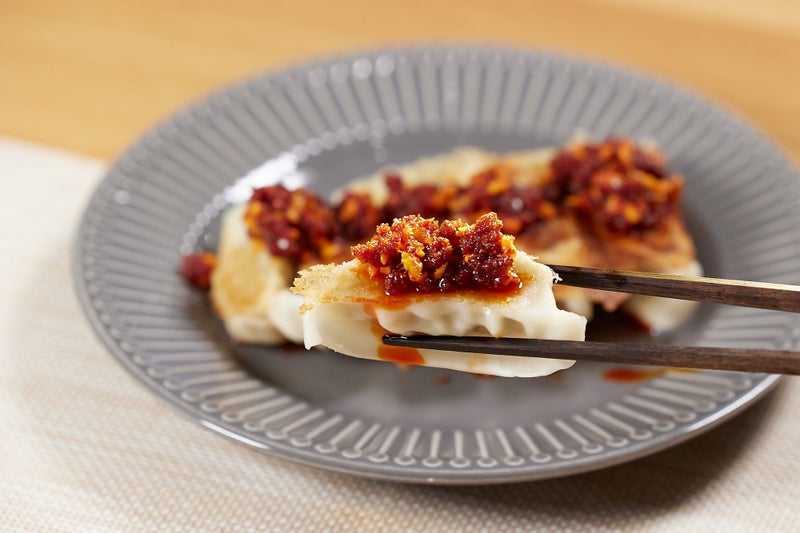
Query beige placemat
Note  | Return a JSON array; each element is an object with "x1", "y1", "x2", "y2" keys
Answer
[{"x1": 1, "y1": 137, "x2": 799, "y2": 532}]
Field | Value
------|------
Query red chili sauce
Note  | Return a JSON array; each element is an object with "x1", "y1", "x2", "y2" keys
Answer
[
  {"x1": 184, "y1": 137, "x2": 682, "y2": 287},
  {"x1": 351, "y1": 213, "x2": 521, "y2": 296},
  {"x1": 602, "y1": 366, "x2": 698, "y2": 383},
  {"x1": 180, "y1": 252, "x2": 216, "y2": 290}
]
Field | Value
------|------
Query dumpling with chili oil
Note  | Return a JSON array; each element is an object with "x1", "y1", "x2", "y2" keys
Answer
[{"x1": 292, "y1": 213, "x2": 586, "y2": 377}]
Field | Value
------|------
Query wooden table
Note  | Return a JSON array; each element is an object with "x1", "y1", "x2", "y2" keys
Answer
[{"x1": 2, "y1": 0, "x2": 799, "y2": 164}]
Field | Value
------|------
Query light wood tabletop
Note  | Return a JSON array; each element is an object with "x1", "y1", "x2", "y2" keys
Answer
[{"x1": 2, "y1": 0, "x2": 799, "y2": 164}]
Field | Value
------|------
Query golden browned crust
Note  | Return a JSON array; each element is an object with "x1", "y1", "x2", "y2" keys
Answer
[{"x1": 291, "y1": 260, "x2": 373, "y2": 307}]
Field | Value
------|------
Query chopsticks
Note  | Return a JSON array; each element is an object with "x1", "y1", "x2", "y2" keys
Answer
[
  {"x1": 381, "y1": 266, "x2": 800, "y2": 374},
  {"x1": 382, "y1": 336, "x2": 800, "y2": 375},
  {"x1": 548, "y1": 265, "x2": 800, "y2": 313}
]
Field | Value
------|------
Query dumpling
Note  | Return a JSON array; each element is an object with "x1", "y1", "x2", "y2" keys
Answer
[
  {"x1": 622, "y1": 260, "x2": 703, "y2": 334},
  {"x1": 292, "y1": 213, "x2": 586, "y2": 377},
  {"x1": 193, "y1": 136, "x2": 699, "y2": 357},
  {"x1": 209, "y1": 204, "x2": 304, "y2": 344}
]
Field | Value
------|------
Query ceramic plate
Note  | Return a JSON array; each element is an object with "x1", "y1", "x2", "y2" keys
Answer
[{"x1": 73, "y1": 45, "x2": 800, "y2": 484}]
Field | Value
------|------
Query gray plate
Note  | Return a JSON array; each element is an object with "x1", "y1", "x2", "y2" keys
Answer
[{"x1": 73, "y1": 45, "x2": 800, "y2": 484}]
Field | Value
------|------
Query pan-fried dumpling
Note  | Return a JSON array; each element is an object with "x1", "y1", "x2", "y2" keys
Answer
[
  {"x1": 192, "y1": 136, "x2": 700, "y2": 364},
  {"x1": 293, "y1": 213, "x2": 586, "y2": 377},
  {"x1": 210, "y1": 204, "x2": 304, "y2": 344}
]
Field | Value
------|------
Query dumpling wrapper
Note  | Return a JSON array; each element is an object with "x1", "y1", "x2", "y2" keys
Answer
[
  {"x1": 623, "y1": 260, "x2": 702, "y2": 334},
  {"x1": 210, "y1": 204, "x2": 304, "y2": 344},
  {"x1": 293, "y1": 251, "x2": 587, "y2": 378}
]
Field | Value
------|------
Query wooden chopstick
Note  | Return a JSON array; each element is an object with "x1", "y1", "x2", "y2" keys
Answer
[
  {"x1": 549, "y1": 265, "x2": 800, "y2": 313},
  {"x1": 382, "y1": 268, "x2": 800, "y2": 374},
  {"x1": 382, "y1": 335, "x2": 800, "y2": 375}
]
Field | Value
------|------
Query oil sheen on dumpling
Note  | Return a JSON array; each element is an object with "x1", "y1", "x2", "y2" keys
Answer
[{"x1": 293, "y1": 251, "x2": 587, "y2": 378}]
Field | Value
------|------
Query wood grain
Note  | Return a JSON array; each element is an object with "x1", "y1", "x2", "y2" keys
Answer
[{"x1": 1, "y1": 0, "x2": 799, "y2": 164}]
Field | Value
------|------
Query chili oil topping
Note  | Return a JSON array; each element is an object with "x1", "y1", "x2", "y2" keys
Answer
[
  {"x1": 183, "y1": 137, "x2": 683, "y2": 287},
  {"x1": 351, "y1": 212, "x2": 521, "y2": 296}
]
